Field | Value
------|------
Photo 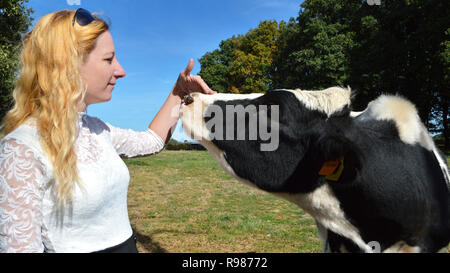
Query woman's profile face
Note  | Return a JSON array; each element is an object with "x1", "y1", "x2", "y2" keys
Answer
[{"x1": 80, "y1": 31, "x2": 126, "y2": 110}]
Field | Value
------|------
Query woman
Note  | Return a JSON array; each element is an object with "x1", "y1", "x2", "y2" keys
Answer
[{"x1": 0, "y1": 8, "x2": 215, "y2": 253}]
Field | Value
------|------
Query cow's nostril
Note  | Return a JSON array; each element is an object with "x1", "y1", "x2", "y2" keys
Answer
[{"x1": 184, "y1": 94, "x2": 194, "y2": 105}]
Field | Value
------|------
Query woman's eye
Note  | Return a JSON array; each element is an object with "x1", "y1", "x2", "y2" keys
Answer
[{"x1": 105, "y1": 58, "x2": 113, "y2": 64}]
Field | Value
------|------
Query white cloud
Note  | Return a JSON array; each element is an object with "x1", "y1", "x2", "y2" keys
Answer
[{"x1": 66, "y1": 0, "x2": 81, "y2": 6}]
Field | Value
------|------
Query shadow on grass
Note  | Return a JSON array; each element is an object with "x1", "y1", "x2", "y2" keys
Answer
[{"x1": 135, "y1": 230, "x2": 168, "y2": 253}]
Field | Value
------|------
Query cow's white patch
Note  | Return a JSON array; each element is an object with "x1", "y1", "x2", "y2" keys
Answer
[
  {"x1": 276, "y1": 186, "x2": 373, "y2": 253},
  {"x1": 277, "y1": 86, "x2": 352, "y2": 117},
  {"x1": 196, "y1": 92, "x2": 264, "y2": 105},
  {"x1": 383, "y1": 241, "x2": 421, "y2": 253},
  {"x1": 350, "y1": 111, "x2": 364, "y2": 118},
  {"x1": 358, "y1": 95, "x2": 450, "y2": 190},
  {"x1": 438, "y1": 246, "x2": 448, "y2": 253},
  {"x1": 360, "y1": 95, "x2": 433, "y2": 148}
]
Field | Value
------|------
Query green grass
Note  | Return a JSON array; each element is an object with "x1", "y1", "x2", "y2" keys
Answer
[
  {"x1": 125, "y1": 150, "x2": 321, "y2": 253},
  {"x1": 125, "y1": 151, "x2": 450, "y2": 253}
]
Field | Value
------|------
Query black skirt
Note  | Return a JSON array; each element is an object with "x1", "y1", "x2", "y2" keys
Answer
[{"x1": 93, "y1": 232, "x2": 138, "y2": 253}]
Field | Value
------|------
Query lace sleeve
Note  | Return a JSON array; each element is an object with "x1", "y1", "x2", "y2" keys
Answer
[
  {"x1": 106, "y1": 123, "x2": 165, "y2": 158},
  {"x1": 0, "y1": 138, "x2": 46, "y2": 253}
]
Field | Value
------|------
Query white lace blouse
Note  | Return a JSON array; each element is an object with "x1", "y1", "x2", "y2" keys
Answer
[{"x1": 0, "y1": 113, "x2": 165, "y2": 253}]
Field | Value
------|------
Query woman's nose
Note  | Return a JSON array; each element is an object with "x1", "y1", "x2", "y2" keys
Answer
[{"x1": 114, "y1": 59, "x2": 126, "y2": 78}]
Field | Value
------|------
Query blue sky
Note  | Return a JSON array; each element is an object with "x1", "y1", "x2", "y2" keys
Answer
[{"x1": 26, "y1": 0, "x2": 302, "y2": 141}]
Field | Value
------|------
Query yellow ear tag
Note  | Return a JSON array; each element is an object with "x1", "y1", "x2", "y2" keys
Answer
[{"x1": 319, "y1": 157, "x2": 345, "y2": 182}]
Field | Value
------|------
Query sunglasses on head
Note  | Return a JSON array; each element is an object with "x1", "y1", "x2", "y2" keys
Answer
[{"x1": 72, "y1": 8, "x2": 95, "y2": 26}]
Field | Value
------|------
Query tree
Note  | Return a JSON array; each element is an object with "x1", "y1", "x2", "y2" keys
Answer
[
  {"x1": 200, "y1": 20, "x2": 285, "y2": 94},
  {"x1": 229, "y1": 20, "x2": 283, "y2": 94},
  {"x1": 272, "y1": 0, "x2": 449, "y2": 149},
  {"x1": 272, "y1": 0, "x2": 360, "y2": 91},
  {"x1": 439, "y1": 27, "x2": 450, "y2": 149},
  {"x1": 348, "y1": 0, "x2": 449, "y2": 148},
  {"x1": 198, "y1": 37, "x2": 237, "y2": 93},
  {"x1": 0, "y1": 0, "x2": 33, "y2": 122}
]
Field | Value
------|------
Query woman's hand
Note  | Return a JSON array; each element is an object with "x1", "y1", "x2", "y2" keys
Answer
[
  {"x1": 172, "y1": 58, "x2": 216, "y2": 98},
  {"x1": 149, "y1": 59, "x2": 216, "y2": 143}
]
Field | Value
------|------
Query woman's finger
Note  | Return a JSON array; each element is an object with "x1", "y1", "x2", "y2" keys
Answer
[
  {"x1": 184, "y1": 58, "x2": 194, "y2": 76},
  {"x1": 194, "y1": 75, "x2": 216, "y2": 94}
]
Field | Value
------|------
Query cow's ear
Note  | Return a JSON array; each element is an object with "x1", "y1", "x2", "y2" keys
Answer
[{"x1": 314, "y1": 133, "x2": 363, "y2": 183}]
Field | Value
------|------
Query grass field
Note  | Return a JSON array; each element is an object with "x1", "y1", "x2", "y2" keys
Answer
[
  {"x1": 125, "y1": 151, "x2": 450, "y2": 253},
  {"x1": 125, "y1": 150, "x2": 321, "y2": 253}
]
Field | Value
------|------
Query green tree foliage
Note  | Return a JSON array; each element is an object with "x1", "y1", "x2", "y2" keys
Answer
[
  {"x1": 199, "y1": 20, "x2": 284, "y2": 94},
  {"x1": 273, "y1": 0, "x2": 359, "y2": 90},
  {"x1": 438, "y1": 27, "x2": 450, "y2": 148},
  {"x1": 347, "y1": 0, "x2": 449, "y2": 148},
  {"x1": 198, "y1": 37, "x2": 237, "y2": 93},
  {"x1": 199, "y1": 0, "x2": 449, "y2": 149},
  {"x1": 229, "y1": 20, "x2": 284, "y2": 94},
  {"x1": 0, "y1": 0, "x2": 33, "y2": 121}
]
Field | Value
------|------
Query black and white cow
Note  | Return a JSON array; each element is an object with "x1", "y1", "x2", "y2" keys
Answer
[{"x1": 180, "y1": 87, "x2": 450, "y2": 253}]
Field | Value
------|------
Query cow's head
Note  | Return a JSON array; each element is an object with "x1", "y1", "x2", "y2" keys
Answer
[{"x1": 180, "y1": 87, "x2": 362, "y2": 194}]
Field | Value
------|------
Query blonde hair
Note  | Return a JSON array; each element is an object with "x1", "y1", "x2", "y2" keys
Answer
[{"x1": 0, "y1": 10, "x2": 109, "y2": 206}]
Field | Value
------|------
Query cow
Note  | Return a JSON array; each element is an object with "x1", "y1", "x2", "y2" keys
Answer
[{"x1": 179, "y1": 87, "x2": 450, "y2": 253}]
